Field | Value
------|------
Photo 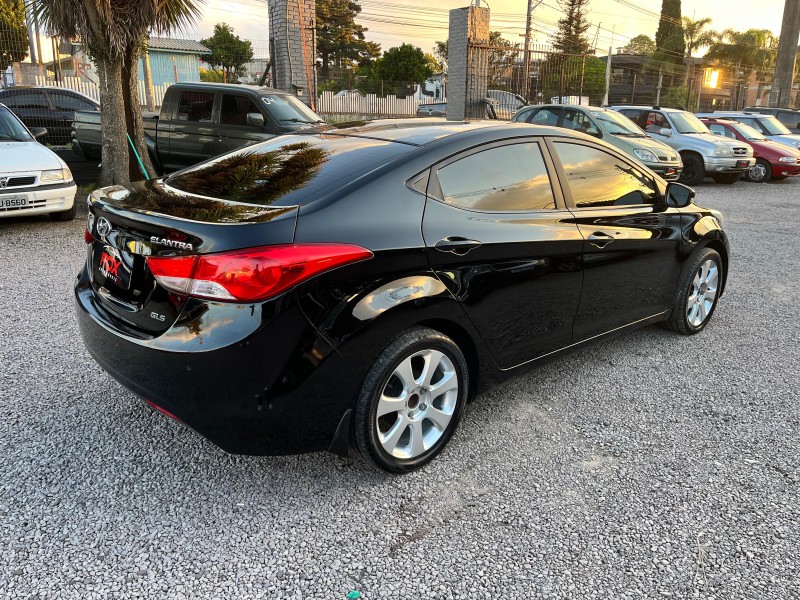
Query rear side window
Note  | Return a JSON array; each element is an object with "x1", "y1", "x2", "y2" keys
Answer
[
  {"x1": 220, "y1": 94, "x2": 260, "y2": 126},
  {"x1": 528, "y1": 107, "x2": 561, "y2": 125},
  {"x1": 177, "y1": 91, "x2": 214, "y2": 122},
  {"x1": 554, "y1": 142, "x2": 657, "y2": 208},
  {"x1": 436, "y1": 143, "x2": 556, "y2": 211}
]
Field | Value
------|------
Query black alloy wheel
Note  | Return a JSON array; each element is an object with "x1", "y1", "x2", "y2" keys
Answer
[
  {"x1": 353, "y1": 328, "x2": 469, "y2": 473},
  {"x1": 679, "y1": 154, "x2": 705, "y2": 185}
]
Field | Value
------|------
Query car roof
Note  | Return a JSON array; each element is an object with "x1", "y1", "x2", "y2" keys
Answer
[
  {"x1": 318, "y1": 119, "x2": 571, "y2": 146},
  {"x1": 696, "y1": 111, "x2": 760, "y2": 116},
  {"x1": 699, "y1": 118, "x2": 739, "y2": 124},
  {"x1": 170, "y1": 82, "x2": 289, "y2": 96},
  {"x1": 612, "y1": 105, "x2": 688, "y2": 113},
  {"x1": 522, "y1": 104, "x2": 607, "y2": 111}
]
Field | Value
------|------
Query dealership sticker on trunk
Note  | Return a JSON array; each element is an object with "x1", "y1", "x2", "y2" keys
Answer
[{"x1": 98, "y1": 246, "x2": 132, "y2": 289}]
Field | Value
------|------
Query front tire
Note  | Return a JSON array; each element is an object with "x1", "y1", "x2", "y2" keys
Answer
[
  {"x1": 745, "y1": 159, "x2": 771, "y2": 183},
  {"x1": 679, "y1": 154, "x2": 705, "y2": 185},
  {"x1": 50, "y1": 203, "x2": 76, "y2": 222},
  {"x1": 661, "y1": 247, "x2": 722, "y2": 335},
  {"x1": 353, "y1": 328, "x2": 469, "y2": 473}
]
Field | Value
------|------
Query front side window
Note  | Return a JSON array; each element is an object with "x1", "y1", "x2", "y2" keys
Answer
[
  {"x1": 554, "y1": 142, "x2": 658, "y2": 208},
  {"x1": 220, "y1": 94, "x2": 261, "y2": 126},
  {"x1": 176, "y1": 91, "x2": 214, "y2": 122},
  {"x1": 49, "y1": 91, "x2": 96, "y2": 111},
  {"x1": 436, "y1": 143, "x2": 556, "y2": 211},
  {"x1": 644, "y1": 111, "x2": 670, "y2": 134}
]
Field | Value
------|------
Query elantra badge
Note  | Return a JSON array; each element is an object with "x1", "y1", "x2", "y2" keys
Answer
[{"x1": 150, "y1": 236, "x2": 194, "y2": 251}]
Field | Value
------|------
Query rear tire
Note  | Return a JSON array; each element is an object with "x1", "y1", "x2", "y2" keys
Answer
[
  {"x1": 679, "y1": 154, "x2": 705, "y2": 185},
  {"x1": 711, "y1": 173, "x2": 741, "y2": 184},
  {"x1": 353, "y1": 327, "x2": 469, "y2": 473},
  {"x1": 661, "y1": 247, "x2": 722, "y2": 335},
  {"x1": 745, "y1": 159, "x2": 771, "y2": 183},
  {"x1": 50, "y1": 203, "x2": 76, "y2": 222}
]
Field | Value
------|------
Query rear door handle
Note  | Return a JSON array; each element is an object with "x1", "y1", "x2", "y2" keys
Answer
[
  {"x1": 586, "y1": 232, "x2": 615, "y2": 248},
  {"x1": 434, "y1": 236, "x2": 482, "y2": 255}
]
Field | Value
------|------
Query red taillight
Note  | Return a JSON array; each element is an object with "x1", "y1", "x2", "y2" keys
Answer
[
  {"x1": 145, "y1": 244, "x2": 372, "y2": 302},
  {"x1": 145, "y1": 400, "x2": 183, "y2": 423},
  {"x1": 84, "y1": 228, "x2": 94, "y2": 244}
]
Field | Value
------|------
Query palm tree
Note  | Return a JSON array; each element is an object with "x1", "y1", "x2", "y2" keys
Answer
[
  {"x1": 34, "y1": 0, "x2": 202, "y2": 185},
  {"x1": 682, "y1": 17, "x2": 716, "y2": 57},
  {"x1": 705, "y1": 29, "x2": 778, "y2": 108}
]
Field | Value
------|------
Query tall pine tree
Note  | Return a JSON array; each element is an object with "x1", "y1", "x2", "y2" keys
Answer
[
  {"x1": 552, "y1": 0, "x2": 593, "y2": 55},
  {"x1": 654, "y1": 0, "x2": 685, "y2": 64}
]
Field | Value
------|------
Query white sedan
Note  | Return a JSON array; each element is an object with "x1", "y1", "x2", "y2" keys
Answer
[{"x1": 0, "y1": 103, "x2": 77, "y2": 221}]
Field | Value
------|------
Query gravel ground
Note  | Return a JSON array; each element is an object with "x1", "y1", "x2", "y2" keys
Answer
[{"x1": 1, "y1": 180, "x2": 799, "y2": 600}]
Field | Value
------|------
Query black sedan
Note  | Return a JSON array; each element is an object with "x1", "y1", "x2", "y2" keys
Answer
[{"x1": 76, "y1": 120, "x2": 729, "y2": 472}]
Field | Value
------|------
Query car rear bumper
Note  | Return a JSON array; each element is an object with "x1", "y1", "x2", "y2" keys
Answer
[
  {"x1": 74, "y1": 267, "x2": 352, "y2": 455},
  {"x1": 705, "y1": 157, "x2": 755, "y2": 172},
  {"x1": 0, "y1": 182, "x2": 76, "y2": 218}
]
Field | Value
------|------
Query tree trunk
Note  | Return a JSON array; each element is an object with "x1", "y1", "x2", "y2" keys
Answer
[
  {"x1": 96, "y1": 57, "x2": 131, "y2": 187},
  {"x1": 122, "y1": 46, "x2": 156, "y2": 182}
]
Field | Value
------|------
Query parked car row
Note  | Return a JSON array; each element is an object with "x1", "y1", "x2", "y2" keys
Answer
[{"x1": 512, "y1": 103, "x2": 800, "y2": 185}]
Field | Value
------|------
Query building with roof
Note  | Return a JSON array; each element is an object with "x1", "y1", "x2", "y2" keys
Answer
[{"x1": 138, "y1": 38, "x2": 211, "y2": 87}]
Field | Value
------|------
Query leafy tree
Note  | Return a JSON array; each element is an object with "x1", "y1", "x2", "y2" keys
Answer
[
  {"x1": 433, "y1": 40, "x2": 447, "y2": 73},
  {"x1": 201, "y1": 23, "x2": 253, "y2": 83},
  {"x1": 36, "y1": 0, "x2": 201, "y2": 185},
  {"x1": 682, "y1": 16, "x2": 715, "y2": 57},
  {"x1": 0, "y1": 0, "x2": 28, "y2": 71},
  {"x1": 316, "y1": 0, "x2": 379, "y2": 76},
  {"x1": 488, "y1": 31, "x2": 519, "y2": 88},
  {"x1": 622, "y1": 34, "x2": 656, "y2": 55},
  {"x1": 705, "y1": 28, "x2": 778, "y2": 100},
  {"x1": 654, "y1": 0, "x2": 685, "y2": 65},
  {"x1": 199, "y1": 68, "x2": 224, "y2": 83},
  {"x1": 374, "y1": 43, "x2": 434, "y2": 92},
  {"x1": 552, "y1": 0, "x2": 593, "y2": 55}
]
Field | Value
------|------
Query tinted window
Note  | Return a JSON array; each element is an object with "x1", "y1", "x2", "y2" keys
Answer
[
  {"x1": 220, "y1": 94, "x2": 261, "y2": 126},
  {"x1": 436, "y1": 143, "x2": 555, "y2": 211},
  {"x1": 166, "y1": 135, "x2": 415, "y2": 206},
  {"x1": 618, "y1": 109, "x2": 642, "y2": 126},
  {"x1": 776, "y1": 111, "x2": 800, "y2": 127},
  {"x1": 528, "y1": 107, "x2": 561, "y2": 125},
  {"x1": 177, "y1": 91, "x2": 214, "y2": 122},
  {"x1": 49, "y1": 91, "x2": 96, "y2": 111},
  {"x1": 644, "y1": 111, "x2": 670, "y2": 133},
  {"x1": 6, "y1": 91, "x2": 48, "y2": 109},
  {"x1": 554, "y1": 142, "x2": 658, "y2": 208}
]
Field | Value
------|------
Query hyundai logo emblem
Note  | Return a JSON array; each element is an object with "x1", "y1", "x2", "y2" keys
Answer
[{"x1": 96, "y1": 217, "x2": 112, "y2": 238}]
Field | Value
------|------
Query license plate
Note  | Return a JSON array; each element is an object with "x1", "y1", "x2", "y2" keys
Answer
[
  {"x1": 0, "y1": 194, "x2": 28, "y2": 209},
  {"x1": 737, "y1": 160, "x2": 749, "y2": 168},
  {"x1": 96, "y1": 245, "x2": 132, "y2": 290}
]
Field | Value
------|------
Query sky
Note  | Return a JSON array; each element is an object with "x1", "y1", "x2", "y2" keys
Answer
[{"x1": 185, "y1": 0, "x2": 789, "y2": 59}]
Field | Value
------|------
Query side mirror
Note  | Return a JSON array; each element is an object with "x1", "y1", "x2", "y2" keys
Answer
[
  {"x1": 796, "y1": 121, "x2": 800, "y2": 130},
  {"x1": 246, "y1": 112, "x2": 265, "y2": 127},
  {"x1": 30, "y1": 127, "x2": 48, "y2": 141},
  {"x1": 659, "y1": 127, "x2": 672, "y2": 137},
  {"x1": 665, "y1": 182, "x2": 695, "y2": 208}
]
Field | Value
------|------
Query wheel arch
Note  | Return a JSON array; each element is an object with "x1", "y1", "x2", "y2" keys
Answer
[
  {"x1": 415, "y1": 317, "x2": 482, "y2": 402},
  {"x1": 701, "y1": 238, "x2": 729, "y2": 297}
]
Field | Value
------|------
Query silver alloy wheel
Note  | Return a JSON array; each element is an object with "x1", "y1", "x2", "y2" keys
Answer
[
  {"x1": 686, "y1": 258, "x2": 719, "y2": 327},
  {"x1": 376, "y1": 349, "x2": 459, "y2": 459},
  {"x1": 748, "y1": 162, "x2": 768, "y2": 182}
]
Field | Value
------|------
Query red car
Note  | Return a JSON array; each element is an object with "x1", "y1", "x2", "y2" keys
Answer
[{"x1": 700, "y1": 117, "x2": 800, "y2": 183}]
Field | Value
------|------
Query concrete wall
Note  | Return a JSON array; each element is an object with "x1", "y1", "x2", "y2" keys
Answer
[
  {"x1": 267, "y1": 0, "x2": 316, "y2": 104},
  {"x1": 447, "y1": 5, "x2": 490, "y2": 121}
]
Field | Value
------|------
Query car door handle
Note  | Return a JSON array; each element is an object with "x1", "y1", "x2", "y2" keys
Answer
[
  {"x1": 434, "y1": 236, "x2": 482, "y2": 255},
  {"x1": 587, "y1": 232, "x2": 615, "y2": 248}
]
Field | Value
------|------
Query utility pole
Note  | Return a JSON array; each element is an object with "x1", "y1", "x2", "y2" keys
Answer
[
  {"x1": 656, "y1": 67, "x2": 663, "y2": 105},
  {"x1": 770, "y1": 0, "x2": 800, "y2": 107},
  {"x1": 602, "y1": 26, "x2": 614, "y2": 106},
  {"x1": 523, "y1": 0, "x2": 533, "y2": 102}
]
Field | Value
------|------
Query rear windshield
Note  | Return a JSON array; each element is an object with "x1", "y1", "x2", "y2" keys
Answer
[{"x1": 166, "y1": 134, "x2": 416, "y2": 206}]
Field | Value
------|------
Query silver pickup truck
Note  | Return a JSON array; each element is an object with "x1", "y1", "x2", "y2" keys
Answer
[
  {"x1": 72, "y1": 83, "x2": 327, "y2": 173},
  {"x1": 611, "y1": 106, "x2": 755, "y2": 185}
]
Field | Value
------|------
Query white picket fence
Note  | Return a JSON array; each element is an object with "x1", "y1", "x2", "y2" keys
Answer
[
  {"x1": 316, "y1": 90, "x2": 444, "y2": 118},
  {"x1": 34, "y1": 76, "x2": 170, "y2": 108}
]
